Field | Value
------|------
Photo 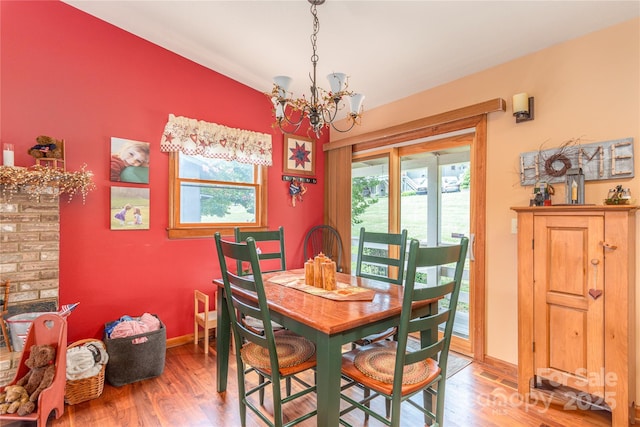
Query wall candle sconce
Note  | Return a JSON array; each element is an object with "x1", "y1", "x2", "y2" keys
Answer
[{"x1": 512, "y1": 92, "x2": 534, "y2": 123}]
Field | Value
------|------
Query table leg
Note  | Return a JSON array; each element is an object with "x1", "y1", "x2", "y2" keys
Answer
[
  {"x1": 216, "y1": 288, "x2": 230, "y2": 393},
  {"x1": 315, "y1": 333, "x2": 343, "y2": 426}
]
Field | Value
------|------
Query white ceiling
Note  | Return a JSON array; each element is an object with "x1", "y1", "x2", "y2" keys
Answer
[{"x1": 63, "y1": 0, "x2": 639, "y2": 110}]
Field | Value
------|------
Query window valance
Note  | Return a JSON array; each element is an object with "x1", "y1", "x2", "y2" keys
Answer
[{"x1": 160, "y1": 114, "x2": 273, "y2": 166}]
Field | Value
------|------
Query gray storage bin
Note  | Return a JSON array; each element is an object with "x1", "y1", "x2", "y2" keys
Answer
[{"x1": 104, "y1": 315, "x2": 166, "y2": 386}]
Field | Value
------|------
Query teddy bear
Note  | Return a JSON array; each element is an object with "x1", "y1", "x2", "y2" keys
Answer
[
  {"x1": 0, "y1": 385, "x2": 30, "y2": 415},
  {"x1": 11, "y1": 344, "x2": 57, "y2": 415},
  {"x1": 28, "y1": 135, "x2": 63, "y2": 159}
]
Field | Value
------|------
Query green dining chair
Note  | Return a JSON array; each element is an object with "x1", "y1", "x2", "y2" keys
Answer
[
  {"x1": 214, "y1": 233, "x2": 317, "y2": 427},
  {"x1": 233, "y1": 226, "x2": 286, "y2": 335},
  {"x1": 340, "y1": 236, "x2": 469, "y2": 427},
  {"x1": 234, "y1": 226, "x2": 286, "y2": 276},
  {"x1": 353, "y1": 227, "x2": 409, "y2": 347}
]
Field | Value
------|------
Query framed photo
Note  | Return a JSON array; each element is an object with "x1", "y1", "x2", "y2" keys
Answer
[
  {"x1": 111, "y1": 186, "x2": 150, "y2": 230},
  {"x1": 110, "y1": 137, "x2": 150, "y2": 184},
  {"x1": 283, "y1": 135, "x2": 315, "y2": 176}
]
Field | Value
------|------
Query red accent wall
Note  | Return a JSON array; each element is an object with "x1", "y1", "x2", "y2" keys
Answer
[{"x1": 1, "y1": 1, "x2": 326, "y2": 343}]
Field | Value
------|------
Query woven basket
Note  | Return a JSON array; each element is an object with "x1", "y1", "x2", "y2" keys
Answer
[{"x1": 64, "y1": 338, "x2": 106, "y2": 405}]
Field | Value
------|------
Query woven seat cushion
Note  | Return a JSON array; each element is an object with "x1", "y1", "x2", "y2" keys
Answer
[
  {"x1": 241, "y1": 331, "x2": 315, "y2": 369},
  {"x1": 353, "y1": 346, "x2": 431, "y2": 385}
]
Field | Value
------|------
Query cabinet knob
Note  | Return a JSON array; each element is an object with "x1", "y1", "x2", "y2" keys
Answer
[{"x1": 590, "y1": 259, "x2": 599, "y2": 265}]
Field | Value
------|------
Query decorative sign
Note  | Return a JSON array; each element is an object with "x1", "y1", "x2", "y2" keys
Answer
[{"x1": 519, "y1": 138, "x2": 633, "y2": 186}]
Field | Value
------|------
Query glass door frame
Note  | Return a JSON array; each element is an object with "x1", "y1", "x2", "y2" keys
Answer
[{"x1": 350, "y1": 121, "x2": 486, "y2": 359}]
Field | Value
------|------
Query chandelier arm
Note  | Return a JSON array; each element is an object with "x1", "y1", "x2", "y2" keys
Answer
[
  {"x1": 329, "y1": 116, "x2": 360, "y2": 134},
  {"x1": 278, "y1": 104, "x2": 306, "y2": 128},
  {"x1": 317, "y1": 105, "x2": 337, "y2": 126},
  {"x1": 277, "y1": 118, "x2": 304, "y2": 135}
]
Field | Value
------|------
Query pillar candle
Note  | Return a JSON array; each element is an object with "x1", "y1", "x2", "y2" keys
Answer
[
  {"x1": 304, "y1": 260, "x2": 314, "y2": 286},
  {"x1": 3, "y1": 143, "x2": 14, "y2": 166},
  {"x1": 322, "y1": 261, "x2": 337, "y2": 291},
  {"x1": 313, "y1": 253, "x2": 326, "y2": 288}
]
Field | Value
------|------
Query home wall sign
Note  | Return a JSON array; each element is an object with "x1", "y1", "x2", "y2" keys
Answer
[{"x1": 519, "y1": 137, "x2": 634, "y2": 186}]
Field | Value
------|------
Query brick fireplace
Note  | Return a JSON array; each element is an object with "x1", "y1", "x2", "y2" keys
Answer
[{"x1": 0, "y1": 187, "x2": 60, "y2": 348}]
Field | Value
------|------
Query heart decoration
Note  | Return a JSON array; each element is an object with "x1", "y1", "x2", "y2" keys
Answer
[{"x1": 588, "y1": 289, "x2": 603, "y2": 300}]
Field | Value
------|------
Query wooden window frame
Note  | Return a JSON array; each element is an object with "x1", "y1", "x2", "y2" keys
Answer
[{"x1": 167, "y1": 152, "x2": 268, "y2": 239}]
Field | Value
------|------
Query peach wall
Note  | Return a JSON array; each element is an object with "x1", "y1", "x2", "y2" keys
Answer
[{"x1": 332, "y1": 18, "x2": 640, "y2": 397}]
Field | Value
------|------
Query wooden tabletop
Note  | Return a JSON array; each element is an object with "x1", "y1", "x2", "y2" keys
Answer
[{"x1": 214, "y1": 269, "x2": 410, "y2": 335}]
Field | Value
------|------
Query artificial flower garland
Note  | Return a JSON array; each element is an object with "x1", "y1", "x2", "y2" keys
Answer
[{"x1": 0, "y1": 164, "x2": 95, "y2": 203}]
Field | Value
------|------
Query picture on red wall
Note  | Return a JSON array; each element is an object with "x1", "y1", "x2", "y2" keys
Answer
[
  {"x1": 111, "y1": 186, "x2": 150, "y2": 230},
  {"x1": 283, "y1": 135, "x2": 315, "y2": 176},
  {"x1": 110, "y1": 137, "x2": 150, "y2": 183}
]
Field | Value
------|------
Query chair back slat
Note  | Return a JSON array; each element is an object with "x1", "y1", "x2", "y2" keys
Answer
[
  {"x1": 413, "y1": 281, "x2": 456, "y2": 301},
  {"x1": 404, "y1": 340, "x2": 446, "y2": 366},
  {"x1": 355, "y1": 228, "x2": 408, "y2": 285},
  {"x1": 393, "y1": 236, "x2": 469, "y2": 390},
  {"x1": 234, "y1": 226, "x2": 286, "y2": 275}
]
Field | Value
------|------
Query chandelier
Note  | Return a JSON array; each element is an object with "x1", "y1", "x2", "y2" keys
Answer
[{"x1": 267, "y1": 0, "x2": 364, "y2": 138}]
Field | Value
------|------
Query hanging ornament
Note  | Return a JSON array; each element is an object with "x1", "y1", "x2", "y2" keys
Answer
[{"x1": 288, "y1": 178, "x2": 307, "y2": 207}]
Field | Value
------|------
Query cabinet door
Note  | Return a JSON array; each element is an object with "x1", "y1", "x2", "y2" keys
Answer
[{"x1": 533, "y1": 214, "x2": 604, "y2": 398}]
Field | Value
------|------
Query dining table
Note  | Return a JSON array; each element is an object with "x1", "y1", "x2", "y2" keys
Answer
[{"x1": 214, "y1": 269, "x2": 438, "y2": 427}]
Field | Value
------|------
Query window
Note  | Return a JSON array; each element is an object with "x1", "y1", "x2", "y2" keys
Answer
[{"x1": 168, "y1": 152, "x2": 267, "y2": 239}]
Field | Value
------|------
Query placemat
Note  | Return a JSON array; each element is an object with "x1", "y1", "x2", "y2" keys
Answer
[{"x1": 269, "y1": 273, "x2": 375, "y2": 301}]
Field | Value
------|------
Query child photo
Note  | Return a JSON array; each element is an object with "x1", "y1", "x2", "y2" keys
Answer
[
  {"x1": 111, "y1": 186, "x2": 150, "y2": 230},
  {"x1": 110, "y1": 137, "x2": 150, "y2": 183}
]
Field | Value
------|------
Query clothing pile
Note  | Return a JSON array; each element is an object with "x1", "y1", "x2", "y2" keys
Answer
[
  {"x1": 66, "y1": 341, "x2": 109, "y2": 381},
  {"x1": 105, "y1": 312, "x2": 161, "y2": 344}
]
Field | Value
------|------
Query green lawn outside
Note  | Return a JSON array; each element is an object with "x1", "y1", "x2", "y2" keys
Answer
[
  {"x1": 351, "y1": 191, "x2": 470, "y2": 242},
  {"x1": 351, "y1": 191, "x2": 471, "y2": 319}
]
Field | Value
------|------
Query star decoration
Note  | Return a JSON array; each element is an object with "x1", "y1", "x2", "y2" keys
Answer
[{"x1": 289, "y1": 142, "x2": 311, "y2": 169}]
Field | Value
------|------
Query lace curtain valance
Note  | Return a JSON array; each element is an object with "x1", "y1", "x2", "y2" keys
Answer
[{"x1": 160, "y1": 114, "x2": 273, "y2": 166}]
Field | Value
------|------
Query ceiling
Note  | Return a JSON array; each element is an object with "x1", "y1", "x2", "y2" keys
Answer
[{"x1": 63, "y1": 1, "x2": 639, "y2": 111}]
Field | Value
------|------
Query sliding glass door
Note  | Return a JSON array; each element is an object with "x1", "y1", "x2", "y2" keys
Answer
[
  {"x1": 399, "y1": 147, "x2": 471, "y2": 352},
  {"x1": 351, "y1": 134, "x2": 474, "y2": 355}
]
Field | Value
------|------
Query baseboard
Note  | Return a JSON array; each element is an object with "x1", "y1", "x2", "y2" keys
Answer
[
  {"x1": 167, "y1": 334, "x2": 194, "y2": 348},
  {"x1": 479, "y1": 355, "x2": 517, "y2": 382}
]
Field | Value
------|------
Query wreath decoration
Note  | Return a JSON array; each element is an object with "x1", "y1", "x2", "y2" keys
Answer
[{"x1": 544, "y1": 153, "x2": 572, "y2": 178}]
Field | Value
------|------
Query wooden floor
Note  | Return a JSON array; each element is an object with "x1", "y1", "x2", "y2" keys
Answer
[{"x1": 5, "y1": 341, "x2": 613, "y2": 427}]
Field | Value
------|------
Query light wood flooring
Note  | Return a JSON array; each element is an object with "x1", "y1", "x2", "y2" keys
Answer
[{"x1": 4, "y1": 341, "x2": 613, "y2": 427}]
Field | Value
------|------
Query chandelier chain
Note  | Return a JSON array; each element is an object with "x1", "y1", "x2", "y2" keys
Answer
[
  {"x1": 310, "y1": 3, "x2": 320, "y2": 67},
  {"x1": 309, "y1": 2, "x2": 320, "y2": 107}
]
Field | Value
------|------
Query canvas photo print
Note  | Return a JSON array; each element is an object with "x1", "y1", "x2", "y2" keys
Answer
[
  {"x1": 111, "y1": 186, "x2": 150, "y2": 230},
  {"x1": 110, "y1": 137, "x2": 150, "y2": 183}
]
